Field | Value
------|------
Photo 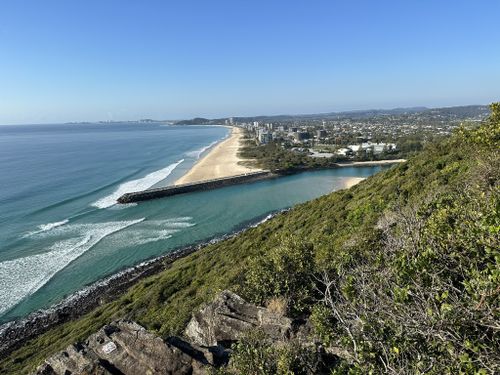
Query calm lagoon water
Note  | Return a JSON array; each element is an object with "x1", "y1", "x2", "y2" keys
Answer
[{"x1": 0, "y1": 123, "x2": 385, "y2": 322}]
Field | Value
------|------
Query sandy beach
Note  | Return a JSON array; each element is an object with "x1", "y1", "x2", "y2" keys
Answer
[
  {"x1": 337, "y1": 159, "x2": 406, "y2": 189},
  {"x1": 341, "y1": 177, "x2": 366, "y2": 189},
  {"x1": 175, "y1": 127, "x2": 262, "y2": 185}
]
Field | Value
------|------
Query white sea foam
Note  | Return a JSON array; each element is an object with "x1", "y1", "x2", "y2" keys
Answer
[
  {"x1": 164, "y1": 216, "x2": 192, "y2": 221},
  {"x1": 92, "y1": 159, "x2": 184, "y2": 209},
  {"x1": 39, "y1": 219, "x2": 69, "y2": 232},
  {"x1": 108, "y1": 217, "x2": 195, "y2": 247},
  {"x1": 112, "y1": 229, "x2": 178, "y2": 246},
  {"x1": 0, "y1": 218, "x2": 144, "y2": 315},
  {"x1": 149, "y1": 218, "x2": 195, "y2": 228},
  {"x1": 185, "y1": 141, "x2": 218, "y2": 159},
  {"x1": 135, "y1": 229, "x2": 176, "y2": 245},
  {"x1": 23, "y1": 219, "x2": 70, "y2": 238}
]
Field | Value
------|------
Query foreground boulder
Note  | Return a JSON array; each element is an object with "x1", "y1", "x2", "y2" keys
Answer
[
  {"x1": 36, "y1": 320, "x2": 207, "y2": 375},
  {"x1": 185, "y1": 290, "x2": 294, "y2": 347},
  {"x1": 34, "y1": 291, "x2": 300, "y2": 374}
]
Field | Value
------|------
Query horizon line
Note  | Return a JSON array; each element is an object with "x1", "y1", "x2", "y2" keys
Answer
[{"x1": 0, "y1": 102, "x2": 491, "y2": 126}]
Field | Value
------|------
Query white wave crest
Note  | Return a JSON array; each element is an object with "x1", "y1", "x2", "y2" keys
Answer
[
  {"x1": 0, "y1": 218, "x2": 144, "y2": 315},
  {"x1": 23, "y1": 219, "x2": 70, "y2": 238},
  {"x1": 185, "y1": 141, "x2": 219, "y2": 159},
  {"x1": 145, "y1": 218, "x2": 196, "y2": 229},
  {"x1": 92, "y1": 159, "x2": 184, "y2": 209},
  {"x1": 106, "y1": 217, "x2": 196, "y2": 248},
  {"x1": 113, "y1": 229, "x2": 178, "y2": 247},
  {"x1": 164, "y1": 216, "x2": 192, "y2": 222},
  {"x1": 39, "y1": 219, "x2": 69, "y2": 232},
  {"x1": 160, "y1": 221, "x2": 195, "y2": 228}
]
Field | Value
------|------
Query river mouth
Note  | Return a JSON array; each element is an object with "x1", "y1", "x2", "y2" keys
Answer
[
  {"x1": 0, "y1": 123, "x2": 391, "y2": 325},
  {"x1": 0, "y1": 165, "x2": 387, "y2": 322}
]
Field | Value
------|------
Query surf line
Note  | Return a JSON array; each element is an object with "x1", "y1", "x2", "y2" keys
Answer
[{"x1": 92, "y1": 159, "x2": 184, "y2": 209}]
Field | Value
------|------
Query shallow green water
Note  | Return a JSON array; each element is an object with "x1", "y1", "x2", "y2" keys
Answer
[{"x1": 0, "y1": 123, "x2": 387, "y2": 322}]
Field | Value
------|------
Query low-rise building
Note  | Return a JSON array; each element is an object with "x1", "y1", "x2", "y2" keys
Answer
[
  {"x1": 336, "y1": 147, "x2": 354, "y2": 156},
  {"x1": 348, "y1": 142, "x2": 396, "y2": 155}
]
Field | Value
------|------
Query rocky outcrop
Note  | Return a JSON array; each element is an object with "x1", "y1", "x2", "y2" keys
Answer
[
  {"x1": 185, "y1": 290, "x2": 294, "y2": 347},
  {"x1": 36, "y1": 321, "x2": 208, "y2": 375},
  {"x1": 34, "y1": 291, "x2": 302, "y2": 375}
]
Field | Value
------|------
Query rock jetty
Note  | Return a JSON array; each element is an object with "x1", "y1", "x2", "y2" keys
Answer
[{"x1": 117, "y1": 171, "x2": 275, "y2": 204}]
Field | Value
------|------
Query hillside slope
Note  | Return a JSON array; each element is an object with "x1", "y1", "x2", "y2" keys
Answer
[{"x1": 1, "y1": 105, "x2": 498, "y2": 374}]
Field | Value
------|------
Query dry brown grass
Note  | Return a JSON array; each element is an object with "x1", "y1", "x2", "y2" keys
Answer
[{"x1": 266, "y1": 297, "x2": 288, "y2": 316}]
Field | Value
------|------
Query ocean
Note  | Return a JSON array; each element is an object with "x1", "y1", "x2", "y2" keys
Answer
[{"x1": 0, "y1": 123, "x2": 385, "y2": 322}]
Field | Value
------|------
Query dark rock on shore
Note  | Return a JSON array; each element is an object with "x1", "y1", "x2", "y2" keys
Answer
[
  {"x1": 34, "y1": 291, "x2": 312, "y2": 375},
  {"x1": 0, "y1": 246, "x2": 197, "y2": 359}
]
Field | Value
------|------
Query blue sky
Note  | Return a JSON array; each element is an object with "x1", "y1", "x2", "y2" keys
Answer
[{"x1": 0, "y1": 0, "x2": 499, "y2": 124}]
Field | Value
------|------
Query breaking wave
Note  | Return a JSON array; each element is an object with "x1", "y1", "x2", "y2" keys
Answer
[
  {"x1": 0, "y1": 219, "x2": 144, "y2": 315},
  {"x1": 185, "y1": 141, "x2": 219, "y2": 159},
  {"x1": 107, "y1": 217, "x2": 195, "y2": 247},
  {"x1": 23, "y1": 219, "x2": 70, "y2": 237},
  {"x1": 38, "y1": 219, "x2": 69, "y2": 232},
  {"x1": 92, "y1": 160, "x2": 184, "y2": 209}
]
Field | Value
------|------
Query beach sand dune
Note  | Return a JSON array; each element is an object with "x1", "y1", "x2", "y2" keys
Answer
[{"x1": 175, "y1": 127, "x2": 261, "y2": 185}]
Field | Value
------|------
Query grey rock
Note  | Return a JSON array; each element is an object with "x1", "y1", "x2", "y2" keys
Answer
[
  {"x1": 34, "y1": 291, "x2": 298, "y2": 375},
  {"x1": 185, "y1": 290, "x2": 293, "y2": 347},
  {"x1": 35, "y1": 320, "x2": 208, "y2": 375}
]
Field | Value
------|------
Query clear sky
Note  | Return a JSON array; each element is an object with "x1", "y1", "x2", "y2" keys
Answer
[{"x1": 0, "y1": 0, "x2": 499, "y2": 124}]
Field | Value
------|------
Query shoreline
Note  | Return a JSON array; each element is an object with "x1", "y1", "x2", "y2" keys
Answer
[
  {"x1": 0, "y1": 210, "x2": 286, "y2": 358},
  {"x1": 341, "y1": 176, "x2": 366, "y2": 189},
  {"x1": 1, "y1": 156, "x2": 406, "y2": 355},
  {"x1": 335, "y1": 159, "x2": 406, "y2": 167},
  {"x1": 117, "y1": 159, "x2": 405, "y2": 204},
  {"x1": 0, "y1": 246, "x2": 197, "y2": 357},
  {"x1": 174, "y1": 127, "x2": 262, "y2": 185}
]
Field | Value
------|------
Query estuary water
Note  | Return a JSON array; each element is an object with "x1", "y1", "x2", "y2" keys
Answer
[{"x1": 0, "y1": 123, "x2": 385, "y2": 322}]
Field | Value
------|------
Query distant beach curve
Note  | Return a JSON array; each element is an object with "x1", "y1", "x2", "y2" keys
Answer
[{"x1": 175, "y1": 127, "x2": 262, "y2": 185}]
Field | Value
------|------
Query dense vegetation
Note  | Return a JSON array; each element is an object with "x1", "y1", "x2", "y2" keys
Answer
[
  {"x1": 236, "y1": 105, "x2": 500, "y2": 374},
  {"x1": 174, "y1": 117, "x2": 213, "y2": 125},
  {"x1": 239, "y1": 133, "x2": 413, "y2": 172},
  {"x1": 1, "y1": 105, "x2": 498, "y2": 374},
  {"x1": 239, "y1": 139, "x2": 342, "y2": 171}
]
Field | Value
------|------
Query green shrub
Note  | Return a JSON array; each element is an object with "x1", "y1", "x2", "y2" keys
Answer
[
  {"x1": 228, "y1": 329, "x2": 322, "y2": 375},
  {"x1": 242, "y1": 236, "x2": 315, "y2": 315}
]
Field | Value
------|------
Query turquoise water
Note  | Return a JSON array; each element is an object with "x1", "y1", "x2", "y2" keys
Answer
[{"x1": 0, "y1": 123, "x2": 385, "y2": 322}]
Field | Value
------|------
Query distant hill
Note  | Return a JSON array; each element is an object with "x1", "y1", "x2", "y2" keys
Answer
[
  {"x1": 175, "y1": 104, "x2": 490, "y2": 124},
  {"x1": 174, "y1": 117, "x2": 213, "y2": 125}
]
